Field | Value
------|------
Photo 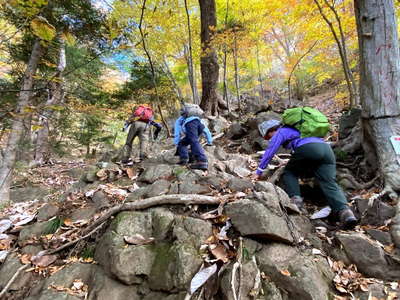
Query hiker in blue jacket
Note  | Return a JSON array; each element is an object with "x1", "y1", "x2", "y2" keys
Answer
[
  {"x1": 253, "y1": 119, "x2": 357, "y2": 229},
  {"x1": 174, "y1": 110, "x2": 213, "y2": 170}
]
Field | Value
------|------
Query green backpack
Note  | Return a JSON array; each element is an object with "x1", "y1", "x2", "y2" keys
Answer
[{"x1": 282, "y1": 107, "x2": 330, "y2": 138}]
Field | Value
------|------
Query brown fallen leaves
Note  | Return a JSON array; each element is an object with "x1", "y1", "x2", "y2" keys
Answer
[
  {"x1": 328, "y1": 258, "x2": 399, "y2": 297},
  {"x1": 49, "y1": 279, "x2": 88, "y2": 297}
]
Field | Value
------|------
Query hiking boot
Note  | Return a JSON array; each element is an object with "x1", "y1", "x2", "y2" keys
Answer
[
  {"x1": 291, "y1": 195, "x2": 304, "y2": 209},
  {"x1": 339, "y1": 208, "x2": 357, "y2": 229},
  {"x1": 178, "y1": 158, "x2": 189, "y2": 165},
  {"x1": 190, "y1": 161, "x2": 208, "y2": 170}
]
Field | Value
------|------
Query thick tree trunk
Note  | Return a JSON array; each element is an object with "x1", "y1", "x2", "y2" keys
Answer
[
  {"x1": 354, "y1": 0, "x2": 400, "y2": 247},
  {"x1": 199, "y1": 0, "x2": 219, "y2": 116},
  {"x1": 33, "y1": 39, "x2": 66, "y2": 165},
  {"x1": 0, "y1": 39, "x2": 43, "y2": 203}
]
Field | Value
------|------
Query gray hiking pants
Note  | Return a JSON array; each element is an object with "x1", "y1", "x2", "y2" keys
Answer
[{"x1": 122, "y1": 121, "x2": 149, "y2": 160}]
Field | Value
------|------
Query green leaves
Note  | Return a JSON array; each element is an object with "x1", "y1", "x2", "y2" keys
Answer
[{"x1": 30, "y1": 16, "x2": 56, "y2": 41}]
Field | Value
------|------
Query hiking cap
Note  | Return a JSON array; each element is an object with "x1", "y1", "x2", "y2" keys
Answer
[{"x1": 258, "y1": 119, "x2": 281, "y2": 137}]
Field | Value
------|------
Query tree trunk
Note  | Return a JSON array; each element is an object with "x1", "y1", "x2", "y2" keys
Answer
[
  {"x1": 256, "y1": 42, "x2": 264, "y2": 101},
  {"x1": 199, "y1": 0, "x2": 219, "y2": 116},
  {"x1": 314, "y1": 0, "x2": 357, "y2": 108},
  {"x1": 33, "y1": 38, "x2": 66, "y2": 165},
  {"x1": 222, "y1": 0, "x2": 230, "y2": 112},
  {"x1": 184, "y1": 0, "x2": 200, "y2": 105},
  {"x1": 0, "y1": 39, "x2": 43, "y2": 203},
  {"x1": 354, "y1": 0, "x2": 400, "y2": 247},
  {"x1": 233, "y1": 31, "x2": 240, "y2": 113},
  {"x1": 138, "y1": 0, "x2": 171, "y2": 136}
]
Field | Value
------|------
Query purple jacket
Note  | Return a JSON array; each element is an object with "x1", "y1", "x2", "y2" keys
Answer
[{"x1": 256, "y1": 126, "x2": 324, "y2": 175}]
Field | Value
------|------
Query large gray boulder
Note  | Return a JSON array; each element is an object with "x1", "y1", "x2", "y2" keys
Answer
[
  {"x1": 95, "y1": 209, "x2": 211, "y2": 291},
  {"x1": 224, "y1": 199, "x2": 295, "y2": 244},
  {"x1": 336, "y1": 232, "x2": 400, "y2": 280},
  {"x1": 257, "y1": 244, "x2": 334, "y2": 300},
  {"x1": 138, "y1": 164, "x2": 173, "y2": 183}
]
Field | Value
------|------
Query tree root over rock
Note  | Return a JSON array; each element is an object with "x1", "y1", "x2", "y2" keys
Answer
[
  {"x1": 337, "y1": 173, "x2": 379, "y2": 190},
  {"x1": 1, "y1": 194, "x2": 226, "y2": 297}
]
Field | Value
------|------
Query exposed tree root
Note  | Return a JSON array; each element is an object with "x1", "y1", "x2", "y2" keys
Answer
[
  {"x1": 337, "y1": 173, "x2": 379, "y2": 190},
  {"x1": 268, "y1": 166, "x2": 285, "y2": 184},
  {"x1": 40, "y1": 194, "x2": 226, "y2": 256}
]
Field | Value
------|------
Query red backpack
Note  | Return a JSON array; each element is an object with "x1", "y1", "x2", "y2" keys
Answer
[{"x1": 133, "y1": 105, "x2": 154, "y2": 122}]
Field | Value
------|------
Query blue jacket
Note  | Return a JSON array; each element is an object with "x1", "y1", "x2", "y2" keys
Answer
[
  {"x1": 174, "y1": 116, "x2": 213, "y2": 145},
  {"x1": 256, "y1": 126, "x2": 324, "y2": 175}
]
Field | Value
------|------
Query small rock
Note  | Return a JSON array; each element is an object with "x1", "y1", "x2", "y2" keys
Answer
[
  {"x1": 91, "y1": 191, "x2": 110, "y2": 210},
  {"x1": 145, "y1": 179, "x2": 171, "y2": 198},
  {"x1": 37, "y1": 203, "x2": 60, "y2": 221},
  {"x1": 224, "y1": 199, "x2": 295, "y2": 244},
  {"x1": 227, "y1": 177, "x2": 253, "y2": 192},
  {"x1": 138, "y1": 164, "x2": 173, "y2": 183},
  {"x1": 366, "y1": 229, "x2": 392, "y2": 245}
]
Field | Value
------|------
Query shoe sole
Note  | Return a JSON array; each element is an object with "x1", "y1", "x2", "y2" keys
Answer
[{"x1": 342, "y1": 218, "x2": 358, "y2": 230}]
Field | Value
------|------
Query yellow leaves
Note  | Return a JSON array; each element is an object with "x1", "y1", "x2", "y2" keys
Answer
[
  {"x1": 61, "y1": 31, "x2": 76, "y2": 46},
  {"x1": 30, "y1": 16, "x2": 56, "y2": 41}
]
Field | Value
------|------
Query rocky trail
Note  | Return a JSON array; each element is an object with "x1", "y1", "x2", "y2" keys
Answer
[{"x1": 0, "y1": 104, "x2": 399, "y2": 300}]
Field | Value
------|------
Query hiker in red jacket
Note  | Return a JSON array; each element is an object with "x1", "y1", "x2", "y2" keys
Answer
[
  {"x1": 121, "y1": 105, "x2": 161, "y2": 163},
  {"x1": 253, "y1": 119, "x2": 357, "y2": 229}
]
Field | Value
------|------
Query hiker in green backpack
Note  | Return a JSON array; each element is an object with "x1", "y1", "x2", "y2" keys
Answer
[{"x1": 253, "y1": 118, "x2": 357, "y2": 229}]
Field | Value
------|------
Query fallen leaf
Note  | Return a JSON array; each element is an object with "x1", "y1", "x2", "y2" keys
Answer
[
  {"x1": 71, "y1": 279, "x2": 84, "y2": 290},
  {"x1": 31, "y1": 254, "x2": 57, "y2": 267},
  {"x1": 0, "y1": 250, "x2": 9, "y2": 262},
  {"x1": 126, "y1": 168, "x2": 135, "y2": 179},
  {"x1": 384, "y1": 244, "x2": 395, "y2": 254},
  {"x1": 387, "y1": 292, "x2": 398, "y2": 300},
  {"x1": 96, "y1": 169, "x2": 107, "y2": 180},
  {"x1": 335, "y1": 284, "x2": 348, "y2": 293},
  {"x1": 279, "y1": 269, "x2": 291, "y2": 277},
  {"x1": 20, "y1": 254, "x2": 32, "y2": 264},
  {"x1": 124, "y1": 234, "x2": 154, "y2": 245},
  {"x1": 11, "y1": 213, "x2": 36, "y2": 226},
  {"x1": 189, "y1": 264, "x2": 218, "y2": 295},
  {"x1": 209, "y1": 244, "x2": 229, "y2": 263},
  {"x1": 389, "y1": 282, "x2": 398, "y2": 290},
  {"x1": 0, "y1": 219, "x2": 12, "y2": 233},
  {"x1": 359, "y1": 283, "x2": 369, "y2": 292},
  {"x1": 63, "y1": 218, "x2": 73, "y2": 227},
  {"x1": 312, "y1": 248, "x2": 323, "y2": 255}
]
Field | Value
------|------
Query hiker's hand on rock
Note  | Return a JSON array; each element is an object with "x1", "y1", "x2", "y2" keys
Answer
[{"x1": 250, "y1": 173, "x2": 260, "y2": 181}]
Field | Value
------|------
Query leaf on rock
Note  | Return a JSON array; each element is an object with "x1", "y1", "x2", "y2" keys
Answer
[
  {"x1": 126, "y1": 168, "x2": 135, "y2": 179},
  {"x1": 20, "y1": 254, "x2": 32, "y2": 264},
  {"x1": 279, "y1": 269, "x2": 291, "y2": 277},
  {"x1": 31, "y1": 254, "x2": 57, "y2": 267},
  {"x1": 124, "y1": 234, "x2": 154, "y2": 245},
  {"x1": 189, "y1": 264, "x2": 218, "y2": 295},
  {"x1": 96, "y1": 169, "x2": 108, "y2": 181},
  {"x1": 209, "y1": 244, "x2": 229, "y2": 263}
]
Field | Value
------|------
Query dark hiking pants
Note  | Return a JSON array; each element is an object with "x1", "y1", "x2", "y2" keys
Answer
[
  {"x1": 282, "y1": 142, "x2": 348, "y2": 212},
  {"x1": 177, "y1": 119, "x2": 207, "y2": 162}
]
